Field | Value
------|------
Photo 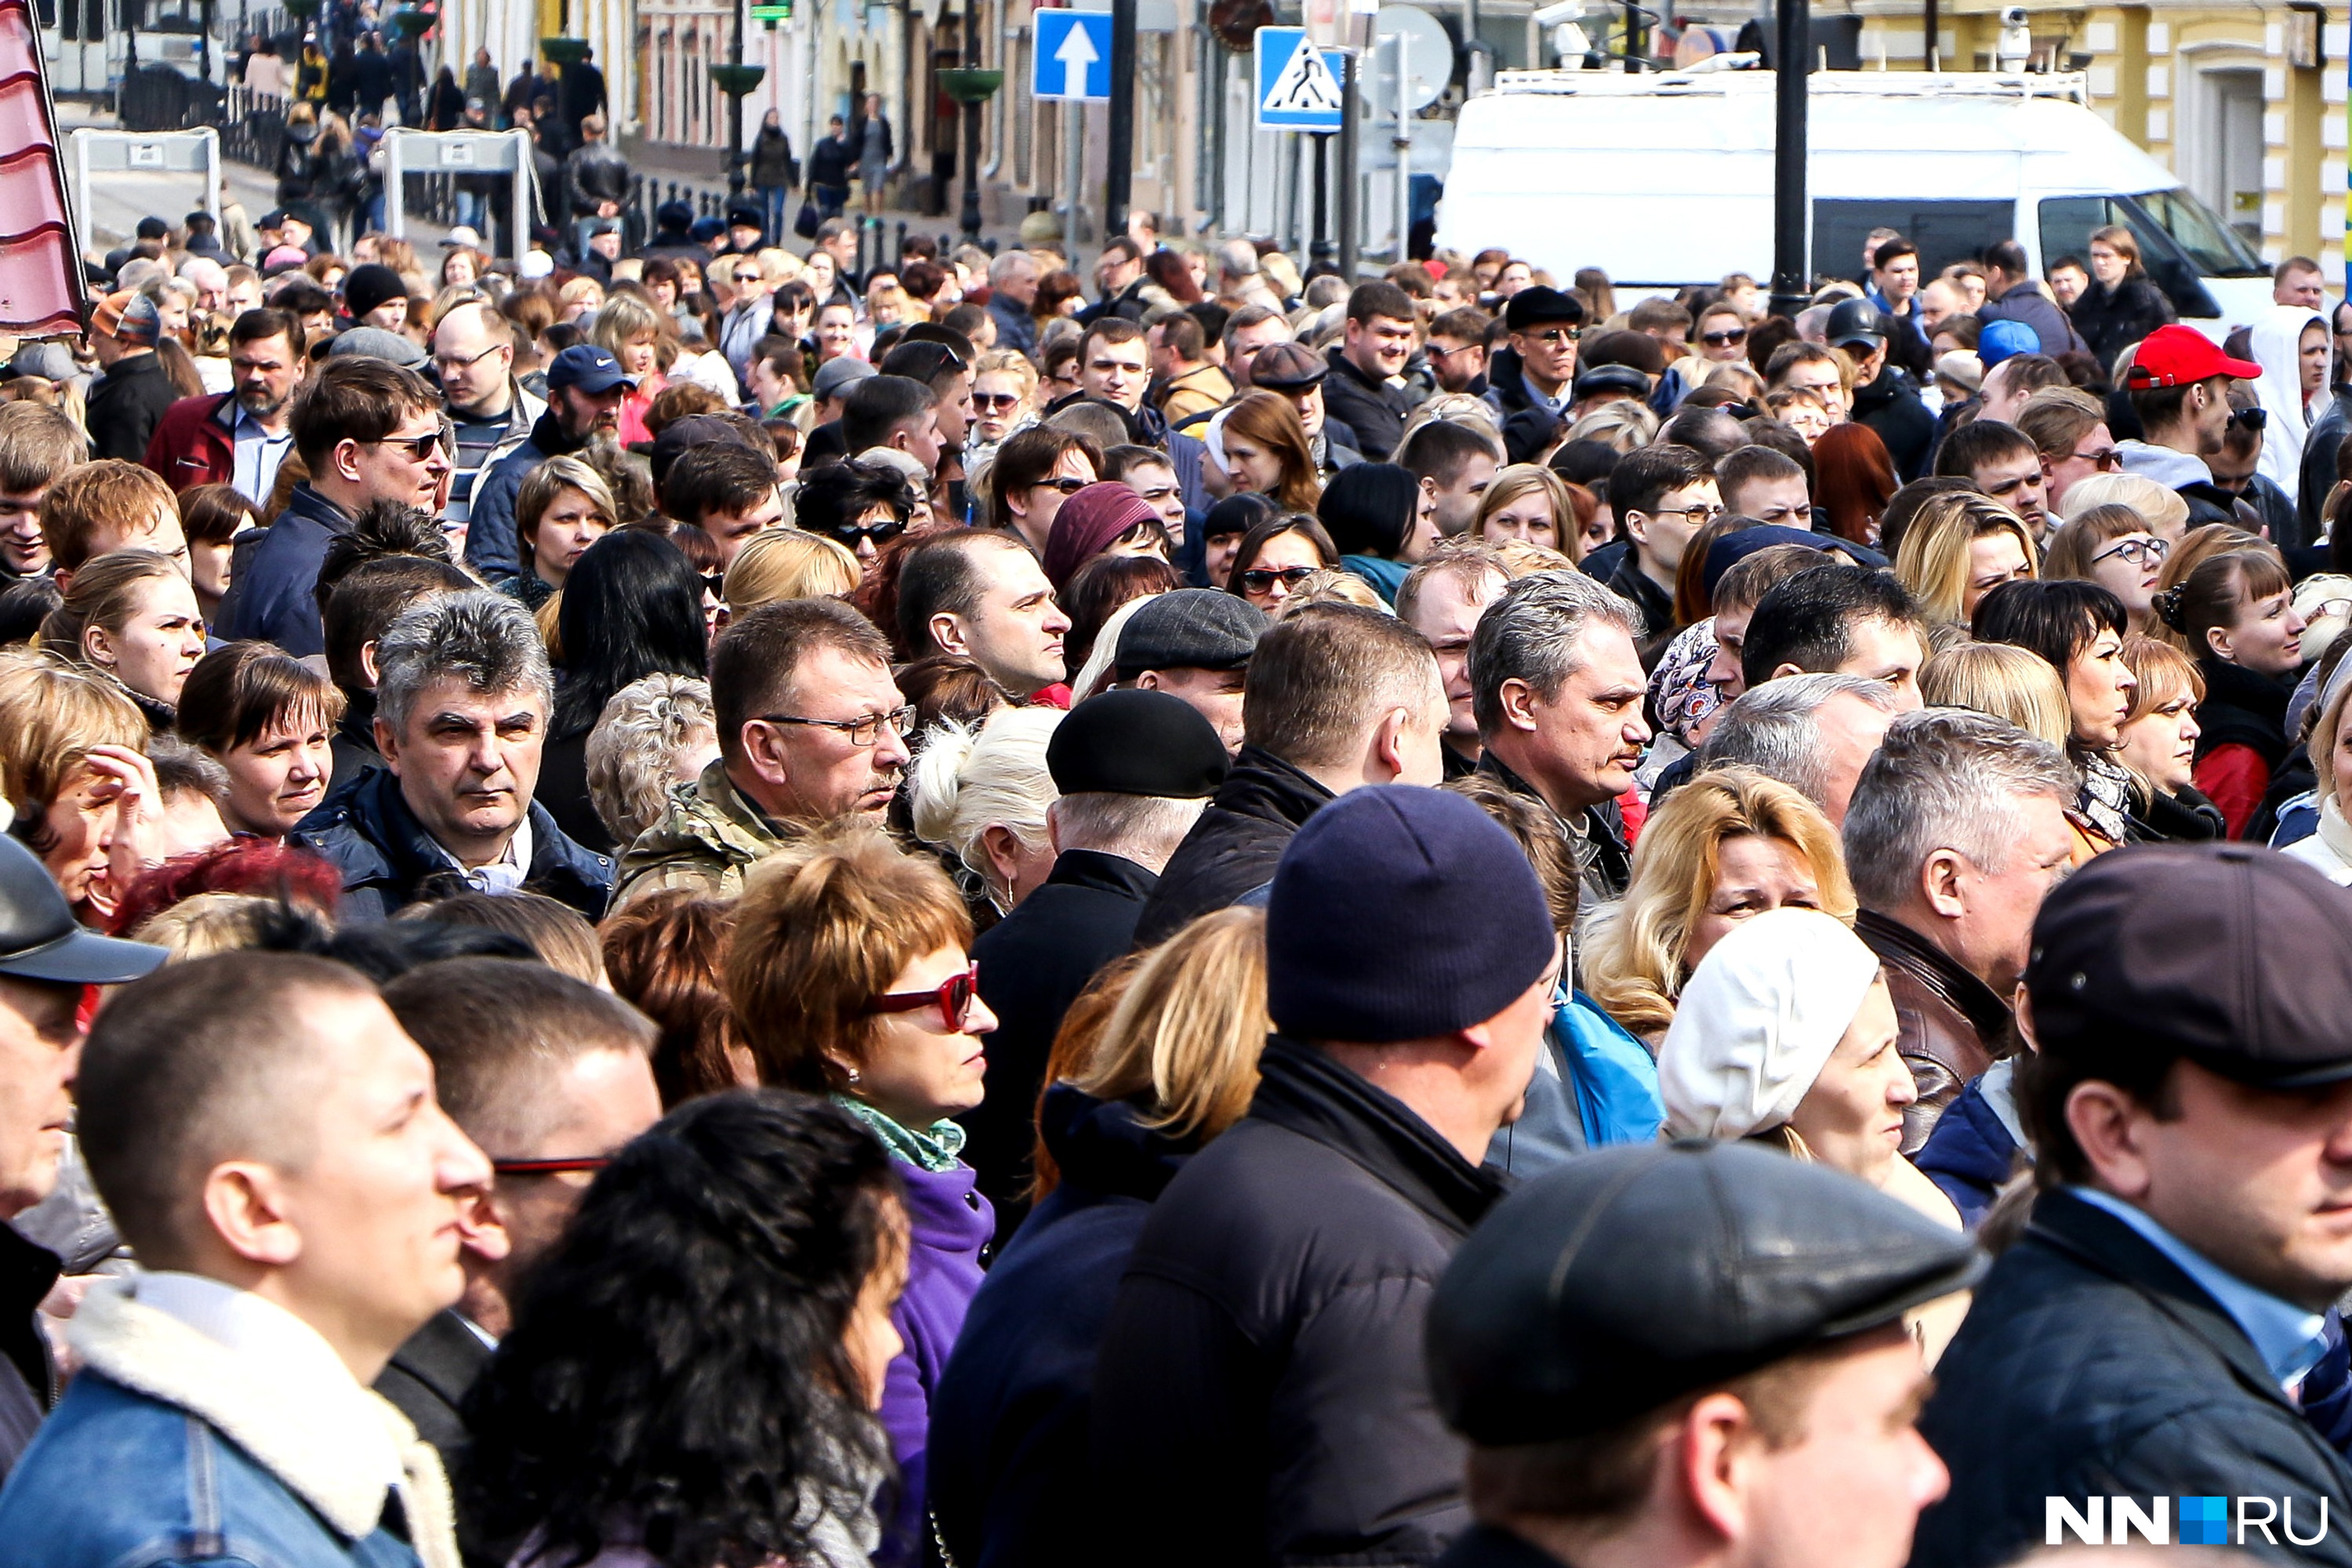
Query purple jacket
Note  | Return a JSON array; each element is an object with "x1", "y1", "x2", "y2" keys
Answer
[{"x1": 878, "y1": 1157, "x2": 993, "y2": 1566}]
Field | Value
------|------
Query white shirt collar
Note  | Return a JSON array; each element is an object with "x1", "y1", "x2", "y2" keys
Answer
[{"x1": 430, "y1": 811, "x2": 533, "y2": 896}]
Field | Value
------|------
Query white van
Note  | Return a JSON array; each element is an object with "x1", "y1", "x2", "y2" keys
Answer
[{"x1": 1435, "y1": 67, "x2": 2274, "y2": 339}]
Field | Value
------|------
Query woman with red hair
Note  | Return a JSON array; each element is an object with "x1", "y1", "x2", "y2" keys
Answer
[{"x1": 1812, "y1": 421, "x2": 1900, "y2": 546}]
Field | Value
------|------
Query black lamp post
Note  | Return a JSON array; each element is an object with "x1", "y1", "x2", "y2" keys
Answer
[{"x1": 938, "y1": 16, "x2": 1001, "y2": 243}]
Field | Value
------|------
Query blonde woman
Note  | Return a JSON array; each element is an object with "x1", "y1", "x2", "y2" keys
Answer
[
  {"x1": 2056, "y1": 471, "x2": 2191, "y2": 543},
  {"x1": 931, "y1": 906, "x2": 1268, "y2": 1568},
  {"x1": 0, "y1": 649, "x2": 165, "y2": 927},
  {"x1": 591, "y1": 292, "x2": 671, "y2": 446},
  {"x1": 1894, "y1": 492, "x2": 2038, "y2": 628},
  {"x1": 1579, "y1": 768, "x2": 1856, "y2": 1047},
  {"x1": 1562, "y1": 399, "x2": 1658, "y2": 455},
  {"x1": 513, "y1": 456, "x2": 619, "y2": 606},
  {"x1": 1919, "y1": 642, "x2": 2073, "y2": 750},
  {"x1": 722, "y1": 528, "x2": 861, "y2": 620},
  {"x1": 1472, "y1": 465, "x2": 1573, "y2": 553},
  {"x1": 907, "y1": 704, "x2": 1064, "y2": 916},
  {"x1": 2114, "y1": 634, "x2": 2223, "y2": 842}
]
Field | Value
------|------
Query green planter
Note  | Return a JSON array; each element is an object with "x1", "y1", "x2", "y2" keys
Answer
[
  {"x1": 937, "y1": 67, "x2": 1003, "y2": 103},
  {"x1": 709, "y1": 62, "x2": 768, "y2": 96},
  {"x1": 539, "y1": 37, "x2": 591, "y2": 65},
  {"x1": 388, "y1": 6, "x2": 432, "y2": 38}
]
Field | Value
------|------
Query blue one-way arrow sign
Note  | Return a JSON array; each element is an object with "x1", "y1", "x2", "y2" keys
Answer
[{"x1": 1033, "y1": 10, "x2": 1114, "y2": 102}]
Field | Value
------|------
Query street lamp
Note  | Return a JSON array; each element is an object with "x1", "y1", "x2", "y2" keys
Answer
[{"x1": 938, "y1": 8, "x2": 1001, "y2": 244}]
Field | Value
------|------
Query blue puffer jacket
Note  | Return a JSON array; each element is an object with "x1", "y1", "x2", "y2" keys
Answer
[
  {"x1": 1912, "y1": 1070, "x2": 2023, "y2": 1229},
  {"x1": 0, "y1": 1372, "x2": 423, "y2": 1568}
]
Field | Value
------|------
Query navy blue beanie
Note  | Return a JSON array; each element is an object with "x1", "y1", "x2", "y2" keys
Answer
[{"x1": 1268, "y1": 786, "x2": 1557, "y2": 1044}]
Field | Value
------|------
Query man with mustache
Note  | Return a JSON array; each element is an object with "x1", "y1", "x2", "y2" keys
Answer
[
  {"x1": 616, "y1": 598, "x2": 913, "y2": 905},
  {"x1": 142, "y1": 307, "x2": 307, "y2": 506},
  {"x1": 464, "y1": 344, "x2": 632, "y2": 590}
]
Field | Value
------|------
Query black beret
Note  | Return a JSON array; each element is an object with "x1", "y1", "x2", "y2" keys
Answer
[
  {"x1": 1427, "y1": 1142, "x2": 1984, "y2": 1446},
  {"x1": 2027, "y1": 843, "x2": 2352, "y2": 1089},
  {"x1": 1503, "y1": 285, "x2": 1585, "y2": 332},
  {"x1": 1047, "y1": 690, "x2": 1230, "y2": 800}
]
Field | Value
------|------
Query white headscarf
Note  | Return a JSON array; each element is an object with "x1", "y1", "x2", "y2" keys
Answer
[
  {"x1": 2249, "y1": 303, "x2": 2327, "y2": 506},
  {"x1": 1659, "y1": 907, "x2": 1883, "y2": 1142}
]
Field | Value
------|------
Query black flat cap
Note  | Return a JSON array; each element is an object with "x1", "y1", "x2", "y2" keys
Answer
[
  {"x1": 1114, "y1": 589, "x2": 1268, "y2": 677},
  {"x1": 1048, "y1": 689, "x2": 1229, "y2": 800},
  {"x1": 0, "y1": 835, "x2": 164, "y2": 985},
  {"x1": 1427, "y1": 1142, "x2": 1984, "y2": 1446},
  {"x1": 1504, "y1": 285, "x2": 1584, "y2": 332},
  {"x1": 2027, "y1": 843, "x2": 2352, "y2": 1089},
  {"x1": 1572, "y1": 363, "x2": 1653, "y2": 403}
]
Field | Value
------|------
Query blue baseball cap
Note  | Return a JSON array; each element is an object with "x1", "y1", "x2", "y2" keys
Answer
[
  {"x1": 1976, "y1": 318, "x2": 2042, "y2": 369},
  {"x1": 547, "y1": 343, "x2": 637, "y2": 395}
]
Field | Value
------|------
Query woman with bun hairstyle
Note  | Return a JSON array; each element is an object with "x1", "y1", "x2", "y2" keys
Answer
[{"x1": 2154, "y1": 543, "x2": 2306, "y2": 837}]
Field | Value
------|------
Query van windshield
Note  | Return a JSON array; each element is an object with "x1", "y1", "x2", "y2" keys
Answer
[{"x1": 2128, "y1": 189, "x2": 2267, "y2": 278}]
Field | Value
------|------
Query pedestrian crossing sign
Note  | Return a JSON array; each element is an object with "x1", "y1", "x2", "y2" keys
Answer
[{"x1": 1254, "y1": 27, "x2": 1348, "y2": 132}]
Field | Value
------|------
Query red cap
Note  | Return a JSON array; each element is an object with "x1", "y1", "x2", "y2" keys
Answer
[{"x1": 2125, "y1": 323, "x2": 2261, "y2": 389}]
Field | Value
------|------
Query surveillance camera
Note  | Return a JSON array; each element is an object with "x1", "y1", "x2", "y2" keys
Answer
[
  {"x1": 1531, "y1": 0, "x2": 1583, "y2": 27},
  {"x1": 2000, "y1": 6, "x2": 2027, "y2": 26}
]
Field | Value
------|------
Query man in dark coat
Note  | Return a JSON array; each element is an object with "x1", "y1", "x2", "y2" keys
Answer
[
  {"x1": 1471, "y1": 572, "x2": 1650, "y2": 907},
  {"x1": 1091, "y1": 787, "x2": 1559, "y2": 1567},
  {"x1": 373, "y1": 960, "x2": 662, "y2": 1477},
  {"x1": 466, "y1": 344, "x2": 631, "y2": 587},
  {"x1": 293, "y1": 590, "x2": 615, "y2": 921},
  {"x1": 83, "y1": 293, "x2": 177, "y2": 465},
  {"x1": 1319, "y1": 280, "x2": 1420, "y2": 459},
  {"x1": 1131, "y1": 604, "x2": 1449, "y2": 946},
  {"x1": 1830, "y1": 299, "x2": 1936, "y2": 482},
  {"x1": 967, "y1": 691, "x2": 1229, "y2": 1238},
  {"x1": 1913, "y1": 845, "x2": 2352, "y2": 1568},
  {"x1": 1978, "y1": 238, "x2": 2089, "y2": 358},
  {"x1": 1483, "y1": 286, "x2": 1584, "y2": 464},
  {"x1": 1423, "y1": 1143, "x2": 1982, "y2": 1568},
  {"x1": 214, "y1": 355, "x2": 451, "y2": 657},
  {"x1": 0, "y1": 837, "x2": 164, "y2": 1483}
]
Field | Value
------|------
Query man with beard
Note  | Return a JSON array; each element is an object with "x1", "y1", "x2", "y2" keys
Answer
[
  {"x1": 143, "y1": 308, "x2": 307, "y2": 505},
  {"x1": 466, "y1": 344, "x2": 631, "y2": 589}
]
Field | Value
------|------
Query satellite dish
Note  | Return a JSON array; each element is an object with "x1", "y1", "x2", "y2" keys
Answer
[{"x1": 1370, "y1": 4, "x2": 1451, "y2": 111}]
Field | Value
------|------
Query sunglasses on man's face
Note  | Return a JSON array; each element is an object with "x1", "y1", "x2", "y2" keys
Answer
[
  {"x1": 1032, "y1": 476, "x2": 1089, "y2": 495},
  {"x1": 1700, "y1": 327, "x2": 1749, "y2": 347}
]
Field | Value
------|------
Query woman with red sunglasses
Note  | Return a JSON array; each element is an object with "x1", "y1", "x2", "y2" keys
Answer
[{"x1": 725, "y1": 822, "x2": 1000, "y2": 1568}]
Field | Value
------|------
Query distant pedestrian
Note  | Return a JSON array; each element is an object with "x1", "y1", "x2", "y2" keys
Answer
[
  {"x1": 750, "y1": 107, "x2": 797, "y2": 246},
  {"x1": 855, "y1": 92, "x2": 893, "y2": 217}
]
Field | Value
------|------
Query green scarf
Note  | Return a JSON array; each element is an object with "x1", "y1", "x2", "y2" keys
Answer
[{"x1": 833, "y1": 1094, "x2": 966, "y2": 1174}]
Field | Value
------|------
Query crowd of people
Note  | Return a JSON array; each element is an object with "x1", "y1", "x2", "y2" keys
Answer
[{"x1": 0, "y1": 189, "x2": 2350, "y2": 1568}]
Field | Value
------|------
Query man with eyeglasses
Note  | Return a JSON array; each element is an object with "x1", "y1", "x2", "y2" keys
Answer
[
  {"x1": 619, "y1": 599, "x2": 913, "y2": 903},
  {"x1": 466, "y1": 344, "x2": 633, "y2": 588},
  {"x1": 216, "y1": 356, "x2": 452, "y2": 656},
  {"x1": 375, "y1": 960, "x2": 662, "y2": 1475},
  {"x1": 431, "y1": 300, "x2": 544, "y2": 537},
  {"x1": 1933, "y1": 419, "x2": 2051, "y2": 541},
  {"x1": 1320, "y1": 281, "x2": 1422, "y2": 459},
  {"x1": 2014, "y1": 387, "x2": 2118, "y2": 517},
  {"x1": 1425, "y1": 306, "x2": 1493, "y2": 395},
  {"x1": 296, "y1": 590, "x2": 615, "y2": 920},
  {"x1": 1607, "y1": 443, "x2": 1721, "y2": 653},
  {"x1": 2210, "y1": 383, "x2": 2300, "y2": 545},
  {"x1": 1484, "y1": 286, "x2": 1586, "y2": 464}
]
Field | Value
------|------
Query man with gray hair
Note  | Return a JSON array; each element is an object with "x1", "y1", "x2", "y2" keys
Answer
[
  {"x1": 987, "y1": 249, "x2": 1043, "y2": 354},
  {"x1": 296, "y1": 589, "x2": 615, "y2": 919},
  {"x1": 1695, "y1": 673, "x2": 1900, "y2": 826},
  {"x1": 1471, "y1": 570, "x2": 1650, "y2": 904},
  {"x1": 1216, "y1": 238, "x2": 1281, "y2": 312},
  {"x1": 1842, "y1": 708, "x2": 2077, "y2": 1149}
]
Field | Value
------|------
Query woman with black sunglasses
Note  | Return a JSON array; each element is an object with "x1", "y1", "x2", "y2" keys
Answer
[
  {"x1": 793, "y1": 457, "x2": 917, "y2": 577},
  {"x1": 1223, "y1": 513, "x2": 1340, "y2": 614},
  {"x1": 725, "y1": 823, "x2": 1001, "y2": 1568}
]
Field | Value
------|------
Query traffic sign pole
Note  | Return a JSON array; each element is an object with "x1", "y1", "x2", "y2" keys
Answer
[
  {"x1": 1336, "y1": 49, "x2": 1358, "y2": 278},
  {"x1": 1106, "y1": 0, "x2": 1137, "y2": 241}
]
